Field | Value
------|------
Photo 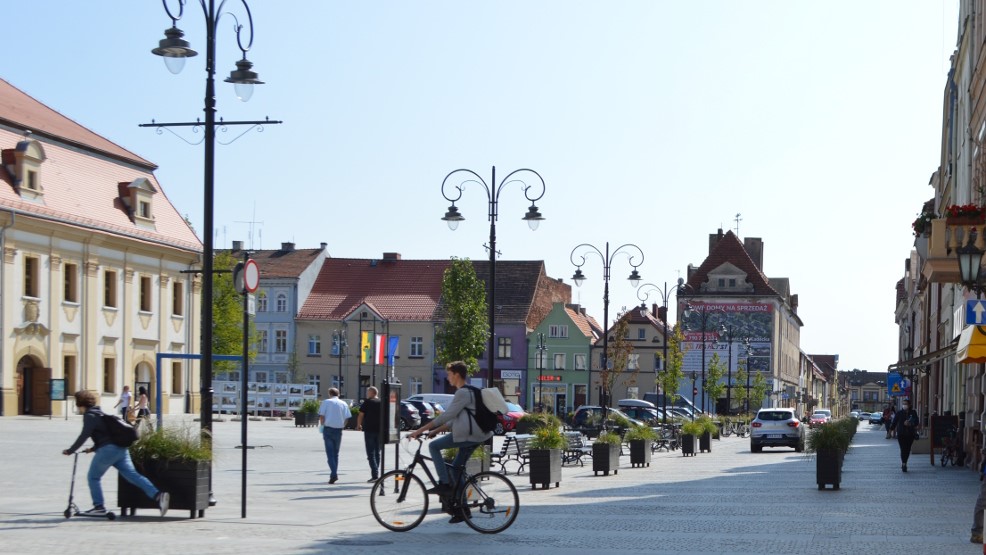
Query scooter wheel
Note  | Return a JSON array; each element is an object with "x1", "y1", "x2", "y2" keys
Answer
[
  {"x1": 106, "y1": 512, "x2": 116, "y2": 521},
  {"x1": 64, "y1": 509, "x2": 71, "y2": 519}
]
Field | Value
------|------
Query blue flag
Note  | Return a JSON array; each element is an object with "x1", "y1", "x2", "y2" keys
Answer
[{"x1": 387, "y1": 336, "x2": 400, "y2": 366}]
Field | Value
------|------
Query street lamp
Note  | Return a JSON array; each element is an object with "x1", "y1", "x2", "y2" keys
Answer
[
  {"x1": 636, "y1": 278, "x2": 687, "y2": 424},
  {"x1": 570, "y1": 242, "x2": 644, "y2": 416},
  {"x1": 534, "y1": 332, "x2": 547, "y2": 412},
  {"x1": 680, "y1": 300, "x2": 721, "y2": 414},
  {"x1": 717, "y1": 322, "x2": 750, "y2": 416},
  {"x1": 146, "y1": 0, "x2": 276, "y2": 507},
  {"x1": 333, "y1": 327, "x2": 347, "y2": 397},
  {"x1": 440, "y1": 167, "x2": 546, "y2": 382},
  {"x1": 957, "y1": 229, "x2": 986, "y2": 298}
]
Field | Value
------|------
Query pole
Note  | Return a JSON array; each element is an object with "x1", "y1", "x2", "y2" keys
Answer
[
  {"x1": 726, "y1": 333, "x2": 733, "y2": 415},
  {"x1": 700, "y1": 318, "x2": 706, "y2": 414},
  {"x1": 239, "y1": 250, "x2": 248, "y2": 518},
  {"x1": 336, "y1": 330, "x2": 343, "y2": 397},
  {"x1": 601, "y1": 242, "x2": 610, "y2": 418},
  {"x1": 487, "y1": 167, "x2": 497, "y2": 388},
  {"x1": 201, "y1": 0, "x2": 218, "y2": 507}
]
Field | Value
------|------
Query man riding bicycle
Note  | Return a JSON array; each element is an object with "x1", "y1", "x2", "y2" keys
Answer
[{"x1": 408, "y1": 361, "x2": 493, "y2": 509}]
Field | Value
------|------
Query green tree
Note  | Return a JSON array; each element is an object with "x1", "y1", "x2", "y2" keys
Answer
[
  {"x1": 212, "y1": 251, "x2": 257, "y2": 374},
  {"x1": 600, "y1": 309, "x2": 635, "y2": 410},
  {"x1": 750, "y1": 370, "x2": 769, "y2": 412},
  {"x1": 657, "y1": 324, "x2": 686, "y2": 412},
  {"x1": 703, "y1": 352, "x2": 727, "y2": 412},
  {"x1": 435, "y1": 257, "x2": 488, "y2": 375},
  {"x1": 733, "y1": 364, "x2": 749, "y2": 411}
]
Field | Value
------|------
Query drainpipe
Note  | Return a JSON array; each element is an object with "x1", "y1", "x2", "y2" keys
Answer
[{"x1": 0, "y1": 209, "x2": 14, "y2": 415}]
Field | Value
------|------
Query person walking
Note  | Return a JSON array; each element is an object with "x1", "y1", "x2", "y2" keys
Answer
[
  {"x1": 61, "y1": 390, "x2": 169, "y2": 517},
  {"x1": 408, "y1": 361, "x2": 493, "y2": 524},
  {"x1": 356, "y1": 386, "x2": 382, "y2": 482},
  {"x1": 135, "y1": 386, "x2": 150, "y2": 429},
  {"x1": 882, "y1": 402, "x2": 895, "y2": 439},
  {"x1": 319, "y1": 387, "x2": 350, "y2": 484},
  {"x1": 113, "y1": 385, "x2": 132, "y2": 420},
  {"x1": 894, "y1": 399, "x2": 919, "y2": 472},
  {"x1": 971, "y1": 455, "x2": 986, "y2": 544}
]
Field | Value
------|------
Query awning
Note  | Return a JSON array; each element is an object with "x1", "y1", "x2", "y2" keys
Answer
[
  {"x1": 887, "y1": 343, "x2": 956, "y2": 372},
  {"x1": 957, "y1": 325, "x2": 986, "y2": 364}
]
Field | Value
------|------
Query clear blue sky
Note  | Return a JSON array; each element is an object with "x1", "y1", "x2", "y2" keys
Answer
[{"x1": 1, "y1": 1, "x2": 958, "y2": 373}]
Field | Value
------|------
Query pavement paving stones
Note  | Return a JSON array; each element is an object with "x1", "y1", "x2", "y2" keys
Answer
[{"x1": 0, "y1": 415, "x2": 981, "y2": 554}]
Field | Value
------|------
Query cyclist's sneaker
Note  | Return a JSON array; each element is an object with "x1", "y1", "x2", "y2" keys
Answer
[
  {"x1": 448, "y1": 505, "x2": 471, "y2": 524},
  {"x1": 971, "y1": 533, "x2": 983, "y2": 544},
  {"x1": 82, "y1": 505, "x2": 107, "y2": 516},
  {"x1": 426, "y1": 483, "x2": 453, "y2": 496}
]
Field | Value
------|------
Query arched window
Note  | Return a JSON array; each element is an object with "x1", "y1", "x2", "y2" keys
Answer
[{"x1": 276, "y1": 293, "x2": 288, "y2": 312}]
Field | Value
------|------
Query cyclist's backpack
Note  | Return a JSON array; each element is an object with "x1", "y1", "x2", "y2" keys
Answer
[
  {"x1": 102, "y1": 412, "x2": 139, "y2": 447},
  {"x1": 464, "y1": 385, "x2": 508, "y2": 434}
]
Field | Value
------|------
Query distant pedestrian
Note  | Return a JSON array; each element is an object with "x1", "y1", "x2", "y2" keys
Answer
[
  {"x1": 356, "y1": 386, "x2": 382, "y2": 482},
  {"x1": 62, "y1": 390, "x2": 169, "y2": 517},
  {"x1": 319, "y1": 388, "x2": 350, "y2": 484},
  {"x1": 135, "y1": 386, "x2": 150, "y2": 429},
  {"x1": 113, "y1": 385, "x2": 131, "y2": 420},
  {"x1": 894, "y1": 399, "x2": 919, "y2": 472},
  {"x1": 970, "y1": 454, "x2": 986, "y2": 544},
  {"x1": 882, "y1": 403, "x2": 895, "y2": 439}
]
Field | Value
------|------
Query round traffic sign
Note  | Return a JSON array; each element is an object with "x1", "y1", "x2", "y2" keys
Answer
[{"x1": 243, "y1": 259, "x2": 260, "y2": 293}]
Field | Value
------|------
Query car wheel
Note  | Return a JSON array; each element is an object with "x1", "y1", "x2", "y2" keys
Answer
[
  {"x1": 494, "y1": 422, "x2": 505, "y2": 436},
  {"x1": 399, "y1": 418, "x2": 408, "y2": 431},
  {"x1": 751, "y1": 444, "x2": 762, "y2": 453}
]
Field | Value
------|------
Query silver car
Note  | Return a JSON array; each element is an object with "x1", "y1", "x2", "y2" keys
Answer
[{"x1": 750, "y1": 408, "x2": 805, "y2": 453}]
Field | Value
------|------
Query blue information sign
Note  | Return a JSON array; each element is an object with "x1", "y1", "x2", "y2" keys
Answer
[{"x1": 967, "y1": 300, "x2": 986, "y2": 325}]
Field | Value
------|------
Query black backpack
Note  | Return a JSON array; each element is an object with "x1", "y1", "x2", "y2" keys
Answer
[
  {"x1": 464, "y1": 385, "x2": 499, "y2": 434},
  {"x1": 102, "y1": 413, "x2": 139, "y2": 447}
]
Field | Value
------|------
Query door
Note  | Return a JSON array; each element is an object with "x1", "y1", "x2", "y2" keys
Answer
[{"x1": 555, "y1": 393, "x2": 567, "y2": 418}]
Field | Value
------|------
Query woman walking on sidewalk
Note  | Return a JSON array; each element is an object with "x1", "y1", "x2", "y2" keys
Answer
[{"x1": 894, "y1": 399, "x2": 919, "y2": 472}]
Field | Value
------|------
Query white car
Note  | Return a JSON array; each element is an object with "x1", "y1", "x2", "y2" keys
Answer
[{"x1": 750, "y1": 408, "x2": 805, "y2": 453}]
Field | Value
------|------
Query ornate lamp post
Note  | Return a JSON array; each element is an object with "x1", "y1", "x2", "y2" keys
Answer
[
  {"x1": 146, "y1": 0, "x2": 277, "y2": 509},
  {"x1": 440, "y1": 167, "x2": 546, "y2": 382},
  {"x1": 717, "y1": 322, "x2": 750, "y2": 415},
  {"x1": 534, "y1": 332, "x2": 547, "y2": 411},
  {"x1": 333, "y1": 327, "x2": 347, "y2": 397},
  {"x1": 680, "y1": 301, "x2": 721, "y2": 414},
  {"x1": 570, "y1": 242, "x2": 644, "y2": 415},
  {"x1": 636, "y1": 278, "x2": 686, "y2": 424},
  {"x1": 957, "y1": 229, "x2": 986, "y2": 298}
]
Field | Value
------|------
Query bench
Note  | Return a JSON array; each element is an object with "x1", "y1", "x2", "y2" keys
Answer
[
  {"x1": 562, "y1": 431, "x2": 592, "y2": 466},
  {"x1": 489, "y1": 435, "x2": 515, "y2": 473},
  {"x1": 500, "y1": 434, "x2": 533, "y2": 475}
]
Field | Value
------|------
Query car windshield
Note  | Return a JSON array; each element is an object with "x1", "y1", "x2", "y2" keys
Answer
[
  {"x1": 758, "y1": 411, "x2": 792, "y2": 421},
  {"x1": 505, "y1": 403, "x2": 523, "y2": 413}
]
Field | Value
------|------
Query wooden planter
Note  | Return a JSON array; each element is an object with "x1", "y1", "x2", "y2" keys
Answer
[
  {"x1": 681, "y1": 434, "x2": 697, "y2": 457},
  {"x1": 816, "y1": 449, "x2": 842, "y2": 490},
  {"x1": 294, "y1": 412, "x2": 318, "y2": 427},
  {"x1": 592, "y1": 442, "x2": 620, "y2": 476},
  {"x1": 629, "y1": 439, "x2": 652, "y2": 468},
  {"x1": 700, "y1": 431, "x2": 712, "y2": 453},
  {"x1": 118, "y1": 459, "x2": 210, "y2": 518},
  {"x1": 528, "y1": 449, "x2": 562, "y2": 489},
  {"x1": 464, "y1": 446, "x2": 491, "y2": 476}
]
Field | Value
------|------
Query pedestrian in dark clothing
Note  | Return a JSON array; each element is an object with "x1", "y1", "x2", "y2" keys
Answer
[
  {"x1": 883, "y1": 403, "x2": 895, "y2": 439},
  {"x1": 894, "y1": 399, "x2": 919, "y2": 472},
  {"x1": 357, "y1": 386, "x2": 382, "y2": 482}
]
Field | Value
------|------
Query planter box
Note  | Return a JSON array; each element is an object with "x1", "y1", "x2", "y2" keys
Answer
[
  {"x1": 592, "y1": 442, "x2": 620, "y2": 476},
  {"x1": 629, "y1": 439, "x2": 652, "y2": 468},
  {"x1": 119, "y1": 459, "x2": 210, "y2": 518},
  {"x1": 294, "y1": 412, "x2": 318, "y2": 427},
  {"x1": 681, "y1": 434, "x2": 697, "y2": 457},
  {"x1": 528, "y1": 448, "x2": 562, "y2": 489},
  {"x1": 465, "y1": 446, "x2": 491, "y2": 476},
  {"x1": 816, "y1": 449, "x2": 842, "y2": 490},
  {"x1": 700, "y1": 432, "x2": 712, "y2": 453}
]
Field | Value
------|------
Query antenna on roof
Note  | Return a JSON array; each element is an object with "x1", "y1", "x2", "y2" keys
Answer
[
  {"x1": 734, "y1": 213, "x2": 742, "y2": 236},
  {"x1": 483, "y1": 243, "x2": 502, "y2": 258},
  {"x1": 235, "y1": 202, "x2": 264, "y2": 250}
]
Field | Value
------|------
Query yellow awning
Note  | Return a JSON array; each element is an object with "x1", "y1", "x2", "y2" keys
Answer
[{"x1": 956, "y1": 325, "x2": 986, "y2": 364}]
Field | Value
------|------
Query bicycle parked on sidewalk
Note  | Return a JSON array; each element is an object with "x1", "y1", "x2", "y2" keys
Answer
[
  {"x1": 720, "y1": 419, "x2": 751, "y2": 438},
  {"x1": 940, "y1": 425, "x2": 960, "y2": 467},
  {"x1": 369, "y1": 437, "x2": 520, "y2": 534}
]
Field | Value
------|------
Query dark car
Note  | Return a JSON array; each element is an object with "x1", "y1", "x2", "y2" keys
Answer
[
  {"x1": 404, "y1": 400, "x2": 437, "y2": 426},
  {"x1": 399, "y1": 401, "x2": 421, "y2": 431}
]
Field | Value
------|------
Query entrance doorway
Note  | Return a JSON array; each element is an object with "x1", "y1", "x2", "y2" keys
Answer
[{"x1": 16, "y1": 355, "x2": 51, "y2": 416}]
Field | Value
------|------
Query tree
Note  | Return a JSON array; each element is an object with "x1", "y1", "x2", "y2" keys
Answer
[
  {"x1": 435, "y1": 257, "x2": 488, "y2": 375},
  {"x1": 657, "y1": 324, "x2": 686, "y2": 413},
  {"x1": 733, "y1": 364, "x2": 749, "y2": 413},
  {"x1": 703, "y1": 352, "x2": 727, "y2": 413},
  {"x1": 750, "y1": 370, "x2": 769, "y2": 412},
  {"x1": 211, "y1": 251, "x2": 257, "y2": 374},
  {"x1": 599, "y1": 309, "x2": 635, "y2": 411}
]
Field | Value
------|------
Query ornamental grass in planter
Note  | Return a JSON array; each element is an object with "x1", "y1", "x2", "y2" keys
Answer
[
  {"x1": 516, "y1": 412, "x2": 563, "y2": 435},
  {"x1": 806, "y1": 419, "x2": 852, "y2": 491},
  {"x1": 528, "y1": 426, "x2": 565, "y2": 489},
  {"x1": 680, "y1": 420, "x2": 704, "y2": 457},
  {"x1": 442, "y1": 445, "x2": 491, "y2": 476},
  {"x1": 294, "y1": 399, "x2": 320, "y2": 427},
  {"x1": 694, "y1": 416, "x2": 717, "y2": 453},
  {"x1": 625, "y1": 425, "x2": 657, "y2": 468},
  {"x1": 592, "y1": 430, "x2": 622, "y2": 476},
  {"x1": 120, "y1": 425, "x2": 213, "y2": 518}
]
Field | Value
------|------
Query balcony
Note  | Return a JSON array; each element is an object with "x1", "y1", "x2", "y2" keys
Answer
[{"x1": 921, "y1": 218, "x2": 985, "y2": 283}]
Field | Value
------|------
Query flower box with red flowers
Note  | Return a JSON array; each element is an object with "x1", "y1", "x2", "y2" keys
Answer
[{"x1": 945, "y1": 204, "x2": 986, "y2": 225}]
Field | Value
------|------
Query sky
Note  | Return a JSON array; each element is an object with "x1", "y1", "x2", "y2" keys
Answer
[{"x1": 0, "y1": 1, "x2": 959, "y2": 374}]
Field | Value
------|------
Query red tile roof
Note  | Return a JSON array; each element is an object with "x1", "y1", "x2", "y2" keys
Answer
[
  {"x1": 299, "y1": 258, "x2": 452, "y2": 321},
  {"x1": 223, "y1": 246, "x2": 325, "y2": 279},
  {"x1": 0, "y1": 79, "x2": 200, "y2": 252},
  {"x1": 684, "y1": 230, "x2": 778, "y2": 296},
  {"x1": 565, "y1": 305, "x2": 600, "y2": 340}
]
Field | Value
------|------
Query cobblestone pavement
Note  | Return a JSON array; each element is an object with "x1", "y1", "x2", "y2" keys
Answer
[{"x1": 0, "y1": 415, "x2": 981, "y2": 555}]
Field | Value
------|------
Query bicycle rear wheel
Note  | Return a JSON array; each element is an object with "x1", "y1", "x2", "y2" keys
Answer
[
  {"x1": 460, "y1": 471, "x2": 519, "y2": 534},
  {"x1": 370, "y1": 470, "x2": 429, "y2": 532}
]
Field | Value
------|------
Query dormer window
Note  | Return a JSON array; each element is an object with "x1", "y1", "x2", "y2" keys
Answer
[
  {"x1": 3, "y1": 139, "x2": 46, "y2": 202},
  {"x1": 708, "y1": 262, "x2": 753, "y2": 293},
  {"x1": 26, "y1": 170, "x2": 38, "y2": 191},
  {"x1": 121, "y1": 177, "x2": 158, "y2": 230}
]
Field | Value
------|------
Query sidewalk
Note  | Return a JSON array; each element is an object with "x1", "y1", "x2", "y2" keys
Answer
[{"x1": 0, "y1": 415, "x2": 981, "y2": 555}]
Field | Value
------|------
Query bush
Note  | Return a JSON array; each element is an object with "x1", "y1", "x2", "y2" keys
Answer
[
  {"x1": 806, "y1": 419, "x2": 852, "y2": 453},
  {"x1": 681, "y1": 421, "x2": 705, "y2": 436},
  {"x1": 519, "y1": 412, "x2": 563, "y2": 430},
  {"x1": 529, "y1": 426, "x2": 567, "y2": 450},
  {"x1": 298, "y1": 399, "x2": 320, "y2": 415},
  {"x1": 130, "y1": 425, "x2": 212, "y2": 464},
  {"x1": 624, "y1": 425, "x2": 657, "y2": 441},
  {"x1": 595, "y1": 430, "x2": 622, "y2": 446},
  {"x1": 696, "y1": 415, "x2": 718, "y2": 435}
]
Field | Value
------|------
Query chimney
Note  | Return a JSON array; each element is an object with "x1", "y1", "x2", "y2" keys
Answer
[
  {"x1": 232, "y1": 240, "x2": 244, "y2": 251},
  {"x1": 743, "y1": 237, "x2": 764, "y2": 271},
  {"x1": 320, "y1": 242, "x2": 327, "y2": 250},
  {"x1": 657, "y1": 305, "x2": 667, "y2": 324},
  {"x1": 281, "y1": 242, "x2": 295, "y2": 252},
  {"x1": 383, "y1": 252, "x2": 401, "y2": 261},
  {"x1": 790, "y1": 294, "x2": 798, "y2": 314},
  {"x1": 709, "y1": 228, "x2": 724, "y2": 253}
]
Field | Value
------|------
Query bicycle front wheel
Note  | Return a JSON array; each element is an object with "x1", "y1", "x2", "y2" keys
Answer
[
  {"x1": 460, "y1": 471, "x2": 520, "y2": 534},
  {"x1": 370, "y1": 470, "x2": 429, "y2": 532}
]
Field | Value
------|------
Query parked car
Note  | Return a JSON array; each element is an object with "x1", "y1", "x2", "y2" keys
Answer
[
  {"x1": 619, "y1": 406, "x2": 664, "y2": 425},
  {"x1": 750, "y1": 408, "x2": 804, "y2": 453},
  {"x1": 868, "y1": 412, "x2": 883, "y2": 425},
  {"x1": 403, "y1": 400, "x2": 437, "y2": 426},
  {"x1": 572, "y1": 406, "x2": 646, "y2": 429},
  {"x1": 813, "y1": 408, "x2": 832, "y2": 420},
  {"x1": 399, "y1": 401, "x2": 421, "y2": 431},
  {"x1": 405, "y1": 393, "x2": 455, "y2": 408},
  {"x1": 494, "y1": 402, "x2": 526, "y2": 435},
  {"x1": 849, "y1": 410, "x2": 861, "y2": 420},
  {"x1": 808, "y1": 413, "x2": 829, "y2": 429}
]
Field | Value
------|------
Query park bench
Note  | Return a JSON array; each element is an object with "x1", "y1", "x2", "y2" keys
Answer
[
  {"x1": 501, "y1": 434, "x2": 532, "y2": 475},
  {"x1": 562, "y1": 431, "x2": 592, "y2": 466},
  {"x1": 490, "y1": 435, "x2": 515, "y2": 473}
]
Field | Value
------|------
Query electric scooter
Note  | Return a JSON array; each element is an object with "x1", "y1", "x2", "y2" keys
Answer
[{"x1": 64, "y1": 450, "x2": 116, "y2": 520}]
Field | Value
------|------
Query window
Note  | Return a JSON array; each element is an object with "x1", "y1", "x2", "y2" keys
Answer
[
  {"x1": 103, "y1": 358, "x2": 116, "y2": 393},
  {"x1": 548, "y1": 325, "x2": 568, "y2": 338},
  {"x1": 331, "y1": 333, "x2": 344, "y2": 356},
  {"x1": 655, "y1": 352, "x2": 664, "y2": 371},
  {"x1": 274, "y1": 372, "x2": 288, "y2": 384},
  {"x1": 628, "y1": 354, "x2": 640, "y2": 370},
  {"x1": 139, "y1": 276, "x2": 152, "y2": 312},
  {"x1": 254, "y1": 371, "x2": 268, "y2": 383},
  {"x1": 574, "y1": 353, "x2": 586, "y2": 370},
  {"x1": 330, "y1": 374, "x2": 343, "y2": 391},
  {"x1": 258, "y1": 330, "x2": 269, "y2": 353},
  {"x1": 104, "y1": 270, "x2": 117, "y2": 308},
  {"x1": 276, "y1": 293, "x2": 287, "y2": 312},
  {"x1": 172, "y1": 282, "x2": 183, "y2": 316},
  {"x1": 410, "y1": 377, "x2": 423, "y2": 395},
  {"x1": 64, "y1": 263, "x2": 78, "y2": 303},
  {"x1": 637, "y1": 328, "x2": 646, "y2": 340},
  {"x1": 308, "y1": 335, "x2": 321, "y2": 356},
  {"x1": 257, "y1": 292, "x2": 267, "y2": 312},
  {"x1": 172, "y1": 362, "x2": 183, "y2": 395},
  {"x1": 26, "y1": 169, "x2": 38, "y2": 190},
  {"x1": 24, "y1": 256, "x2": 39, "y2": 297},
  {"x1": 275, "y1": 330, "x2": 287, "y2": 353},
  {"x1": 553, "y1": 353, "x2": 566, "y2": 370},
  {"x1": 410, "y1": 336, "x2": 424, "y2": 357},
  {"x1": 64, "y1": 355, "x2": 76, "y2": 393},
  {"x1": 497, "y1": 337, "x2": 512, "y2": 359},
  {"x1": 627, "y1": 386, "x2": 639, "y2": 399},
  {"x1": 138, "y1": 200, "x2": 151, "y2": 219}
]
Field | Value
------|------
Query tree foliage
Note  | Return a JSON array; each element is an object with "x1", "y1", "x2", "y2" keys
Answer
[
  {"x1": 703, "y1": 352, "x2": 727, "y2": 409},
  {"x1": 435, "y1": 257, "x2": 488, "y2": 375},
  {"x1": 657, "y1": 324, "x2": 686, "y2": 406},
  {"x1": 750, "y1": 370, "x2": 769, "y2": 411},
  {"x1": 733, "y1": 364, "x2": 749, "y2": 406},
  {"x1": 599, "y1": 309, "x2": 635, "y2": 408},
  {"x1": 211, "y1": 251, "x2": 257, "y2": 373}
]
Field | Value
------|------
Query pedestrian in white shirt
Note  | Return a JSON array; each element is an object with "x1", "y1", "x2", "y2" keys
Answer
[{"x1": 319, "y1": 388, "x2": 350, "y2": 484}]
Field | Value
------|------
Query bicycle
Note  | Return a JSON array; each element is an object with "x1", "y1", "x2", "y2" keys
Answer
[
  {"x1": 940, "y1": 426, "x2": 959, "y2": 467},
  {"x1": 369, "y1": 437, "x2": 520, "y2": 534}
]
